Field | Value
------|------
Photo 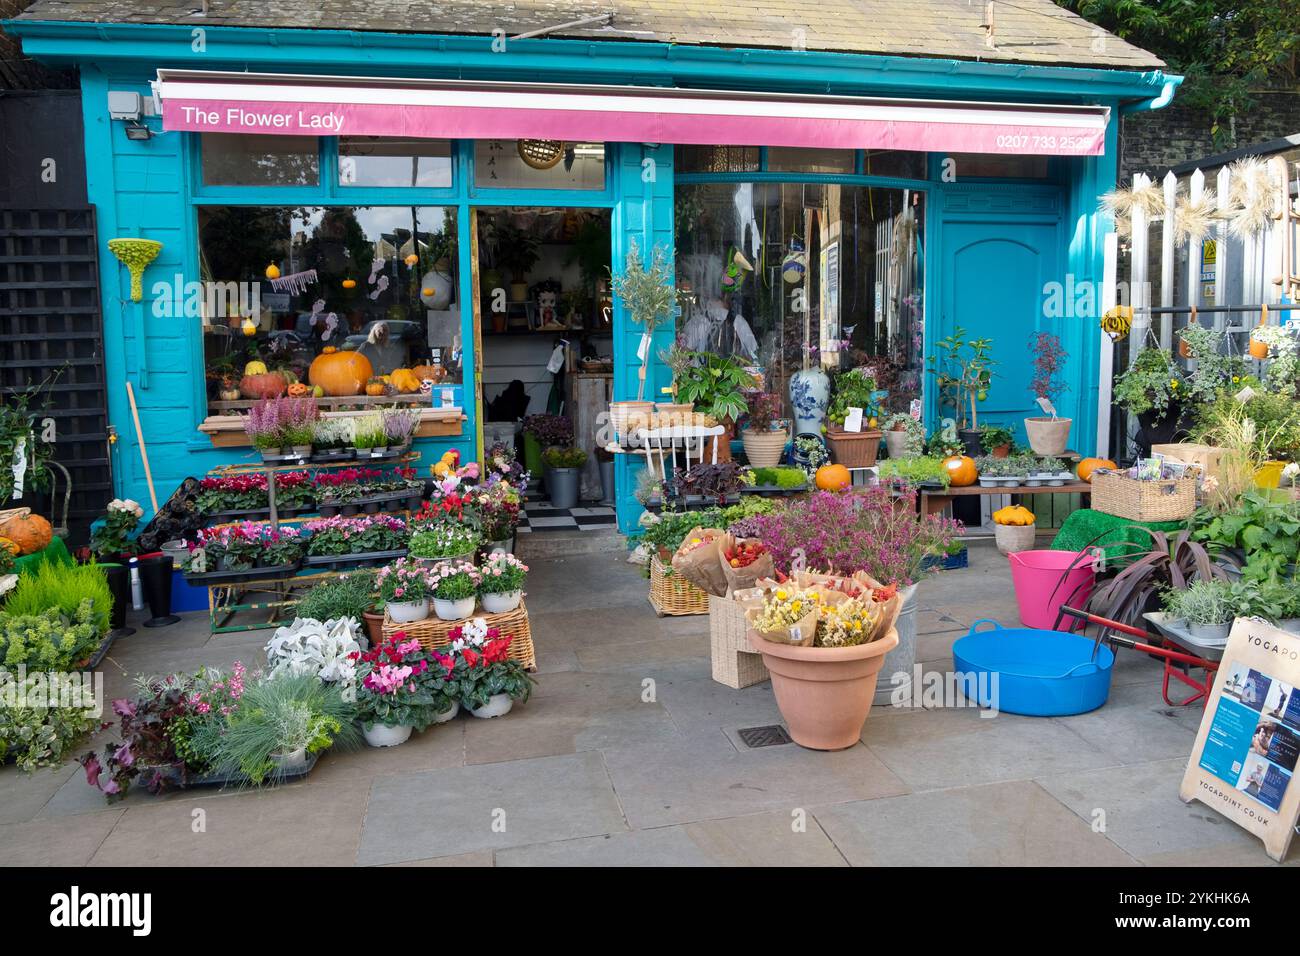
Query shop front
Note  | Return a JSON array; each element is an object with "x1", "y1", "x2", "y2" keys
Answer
[{"x1": 5, "y1": 10, "x2": 1178, "y2": 531}]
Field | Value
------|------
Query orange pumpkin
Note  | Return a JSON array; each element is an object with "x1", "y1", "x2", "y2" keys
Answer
[
  {"x1": 309, "y1": 348, "x2": 374, "y2": 397},
  {"x1": 943, "y1": 455, "x2": 977, "y2": 487},
  {"x1": 365, "y1": 377, "x2": 387, "y2": 397},
  {"x1": 239, "y1": 372, "x2": 287, "y2": 400},
  {"x1": 410, "y1": 363, "x2": 445, "y2": 384},
  {"x1": 1076, "y1": 457, "x2": 1117, "y2": 482},
  {"x1": 0, "y1": 510, "x2": 52, "y2": 555},
  {"x1": 815, "y1": 463, "x2": 852, "y2": 491},
  {"x1": 286, "y1": 382, "x2": 311, "y2": 397}
]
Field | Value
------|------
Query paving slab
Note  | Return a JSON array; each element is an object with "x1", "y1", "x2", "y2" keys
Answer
[
  {"x1": 0, "y1": 810, "x2": 125, "y2": 866},
  {"x1": 861, "y1": 704, "x2": 1119, "y2": 791},
  {"x1": 1054, "y1": 680, "x2": 1197, "y2": 765},
  {"x1": 0, "y1": 763, "x2": 77, "y2": 825},
  {"x1": 462, "y1": 672, "x2": 683, "y2": 765},
  {"x1": 1035, "y1": 757, "x2": 1265, "y2": 863},
  {"x1": 654, "y1": 673, "x2": 784, "y2": 730},
  {"x1": 814, "y1": 779, "x2": 1137, "y2": 866},
  {"x1": 310, "y1": 719, "x2": 465, "y2": 783},
  {"x1": 381, "y1": 851, "x2": 495, "y2": 867},
  {"x1": 357, "y1": 751, "x2": 628, "y2": 865},
  {"x1": 602, "y1": 732, "x2": 909, "y2": 830},
  {"x1": 497, "y1": 809, "x2": 847, "y2": 866},
  {"x1": 530, "y1": 605, "x2": 706, "y2": 652},
  {"x1": 88, "y1": 776, "x2": 371, "y2": 866}
]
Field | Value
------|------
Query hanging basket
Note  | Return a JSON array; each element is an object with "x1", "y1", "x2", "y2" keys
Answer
[{"x1": 517, "y1": 140, "x2": 565, "y2": 170}]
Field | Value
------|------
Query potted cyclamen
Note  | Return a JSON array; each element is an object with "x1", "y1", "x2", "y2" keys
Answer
[
  {"x1": 449, "y1": 618, "x2": 535, "y2": 719},
  {"x1": 352, "y1": 635, "x2": 438, "y2": 747},
  {"x1": 376, "y1": 558, "x2": 433, "y2": 624},
  {"x1": 479, "y1": 552, "x2": 528, "y2": 613},
  {"x1": 429, "y1": 561, "x2": 480, "y2": 621},
  {"x1": 740, "y1": 391, "x2": 788, "y2": 468}
]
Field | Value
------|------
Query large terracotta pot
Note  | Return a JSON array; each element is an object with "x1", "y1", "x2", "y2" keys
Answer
[
  {"x1": 747, "y1": 628, "x2": 899, "y2": 750},
  {"x1": 1024, "y1": 416, "x2": 1072, "y2": 456}
]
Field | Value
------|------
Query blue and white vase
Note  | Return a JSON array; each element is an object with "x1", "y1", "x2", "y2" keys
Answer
[{"x1": 789, "y1": 367, "x2": 830, "y2": 436}]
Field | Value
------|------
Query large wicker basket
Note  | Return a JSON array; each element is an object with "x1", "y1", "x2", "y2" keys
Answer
[
  {"x1": 382, "y1": 598, "x2": 537, "y2": 670},
  {"x1": 709, "y1": 593, "x2": 769, "y2": 688},
  {"x1": 826, "y1": 428, "x2": 883, "y2": 468},
  {"x1": 648, "y1": 555, "x2": 709, "y2": 617},
  {"x1": 1091, "y1": 471, "x2": 1196, "y2": 522}
]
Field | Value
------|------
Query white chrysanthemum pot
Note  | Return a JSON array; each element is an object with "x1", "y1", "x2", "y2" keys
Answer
[
  {"x1": 433, "y1": 596, "x2": 476, "y2": 621},
  {"x1": 480, "y1": 589, "x2": 522, "y2": 614},
  {"x1": 363, "y1": 723, "x2": 413, "y2": 748},
  {"x1": 469, "y1": 694, "x2": 513, "y2": 719},
  {"x1": 386, "y1": 598, "x2": 429, "y2": 623}
]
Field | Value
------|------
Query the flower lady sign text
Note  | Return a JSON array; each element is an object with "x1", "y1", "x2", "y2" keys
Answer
[
  {"x1": 1181, "y1": 619, "x2": 1300, "y2": 862},
  {"x1": 177, "y1": 105, "x2": 346, "y2": 132}
]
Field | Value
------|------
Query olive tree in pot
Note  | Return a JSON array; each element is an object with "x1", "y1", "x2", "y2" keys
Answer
[
  {"x1": 1024, "y1": 331, "x2": 1071, "y2": 456},
  {"x1": 543, "y1": 445, "x2": 588, "y2": 510}
]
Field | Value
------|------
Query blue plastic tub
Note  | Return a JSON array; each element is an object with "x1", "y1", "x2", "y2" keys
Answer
[{"x1": 951, "y1": 619, "x2": 1115, "y2": 716}]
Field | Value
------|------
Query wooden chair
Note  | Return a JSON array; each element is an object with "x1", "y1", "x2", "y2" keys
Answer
[{"x1": 635, "y1": 424, "x2": 726, "y2": 480}]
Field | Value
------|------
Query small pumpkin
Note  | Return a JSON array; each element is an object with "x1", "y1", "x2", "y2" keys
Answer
[
  {"x1": 390, "y1": 368, "x2": 422, "y2": 393},
  {"x1": 287, "y1": 382, "x2": 311, "y2": 397},
  {"x1": 265, "y1": 263, "x2": 281, "y2": 280},
  {"x1": 365, "y1": 376, "x2": 388, "y2": 397},
  {"x1": 815, "y1": 463, "x2": 852, "y2": 491},
  {"x1": 240, "y1": 371, "x2": 288, "y2": 400},
  {"x1": 943, "y1": 455, "x2": 977, "y2": 487},
  {"x1": 308, "y1": 349, "x2": 374, "y2": 397},
  {"x1": 410, "y1": 363, "x2": 445, "y2": 384},
  {"x1": 342, "y1": 278, "x2": 357, "y2": 290},
  {"x1": 1076, "y1": 457, "x2": 1117, "y2": 482},
  {"x1": 244, "y1": 360, "x2": 268, "y2": 376},
  {"x1": 0, "y1": 510, "x2": 52, "y2": 555}
]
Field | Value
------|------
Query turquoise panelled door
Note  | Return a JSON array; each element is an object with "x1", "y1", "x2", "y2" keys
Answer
[{"x1": 936, "y1": 200, "x2": 1067, "y2": 445}]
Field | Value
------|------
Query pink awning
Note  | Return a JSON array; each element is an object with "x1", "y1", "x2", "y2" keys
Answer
[{"x1": 153, "y1": 70, "x2": 1109, "y2": 157}]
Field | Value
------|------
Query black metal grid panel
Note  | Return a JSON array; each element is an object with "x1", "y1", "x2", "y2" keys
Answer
[{"x1": 0, "y1": 207, "x2": 111, "y2": 543}]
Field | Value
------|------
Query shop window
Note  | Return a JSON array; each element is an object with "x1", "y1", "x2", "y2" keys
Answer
[
  {"x1": 474, "y1": 140, "x2": 605, "y2": 190},
  {"x1": 200, "y1": 134, "x2": 320, "y2": 187},
  {"x1": 674, "y1": 182, "x2": 925, "y2": 418},
  {"x1": 676, "y1": 145, "x2": 761, "y2": 174},
  {"x1": 338, "y1": 137, "x2": 453, "y2": 188},
  {"x1": 197, "y1": 205, "x2": 461, "y2": 414},
  {"x1": 861, "y1": 150, "x2": 927, "y2": 180},
  {"x1": 765, "y1": 147, "x2": 855, "y2": 175},
  {"x1": 947, "y1": 153, "x2": 1049, "y2": 179}
]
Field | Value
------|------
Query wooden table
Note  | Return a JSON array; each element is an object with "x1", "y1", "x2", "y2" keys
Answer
[{"x1": 920, "y1": 481, "x2": 1092, "y2": 519}]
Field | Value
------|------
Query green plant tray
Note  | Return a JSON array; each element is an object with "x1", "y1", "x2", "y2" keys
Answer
[
  {"x1": 183, "y1": 561, "x2": 302, "y2": 585},
  {"x1": 302, "y1": 548, "x2": 408, "y2": 570}
]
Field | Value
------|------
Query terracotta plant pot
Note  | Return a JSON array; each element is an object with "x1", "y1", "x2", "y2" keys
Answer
[
  {"x1": 361, "y1": 610, "x2": 384, "y2": 645},
  {"x1": 1023, "y1": 416, "x2": 1071, "y2": 456},
  {"x1": 991, "y1": 444, "x2": 1011, "y2": 459},
  {"x1": 1249, "y1": 336, "x2": 1269, "y2": 360},
  {"x1": 746, "y1": 628, "x2": 899, "y2": 750},
  {"x1": 741, "y1": 428, "x2": 788, "y2": 468}
]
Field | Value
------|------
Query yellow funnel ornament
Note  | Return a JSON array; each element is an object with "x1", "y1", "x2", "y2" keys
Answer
[{"x1": 107, "y1": 238, "x2": 163, "y2": 303}]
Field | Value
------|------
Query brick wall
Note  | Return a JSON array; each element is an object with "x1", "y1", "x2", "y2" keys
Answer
[{"x1": 1120, "y1": 89, "x2": 1300, "y2": 181}]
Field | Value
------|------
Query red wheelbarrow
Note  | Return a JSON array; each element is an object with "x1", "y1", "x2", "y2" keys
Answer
[{"x1": 1055, "y1": 606, "x2": 1222, "y2": 709}]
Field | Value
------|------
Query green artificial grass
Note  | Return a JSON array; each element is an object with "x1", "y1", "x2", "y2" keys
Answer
[{"x1": 1049, "y1": 508, "x2": 1186, "y2": 564}]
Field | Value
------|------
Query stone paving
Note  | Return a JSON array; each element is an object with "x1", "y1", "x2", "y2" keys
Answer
[{"x1": 1, "y1": 541, "x2": 1292, "y2": 867}]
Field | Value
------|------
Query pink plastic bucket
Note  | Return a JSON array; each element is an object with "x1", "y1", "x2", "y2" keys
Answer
[{"x1": 1008, "y1": 549, "x2": 1097, "y2": 630}]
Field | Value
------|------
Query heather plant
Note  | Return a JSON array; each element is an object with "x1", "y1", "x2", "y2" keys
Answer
[
  {"x1": 383, "y1": 407, "x2": 420, "y2": 445},
  {"x1": 747, "y1": 487, "x2": 962, "y2": 585}
]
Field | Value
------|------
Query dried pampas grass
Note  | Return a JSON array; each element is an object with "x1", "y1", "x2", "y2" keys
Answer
[
  {"x1": 1099, "y1": 179, "x2": 1165, "y2": 236},
  {"x1": 1173, "y1": 187, "x2": 1218, "y2": 245},
  {"x1": 1227, "y1": 157, "x2": 1279, "y2": 238}
]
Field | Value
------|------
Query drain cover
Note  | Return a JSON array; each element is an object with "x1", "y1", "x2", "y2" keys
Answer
[{"x1": 737, "y1": 724, "x2": 792, "y2": 748}]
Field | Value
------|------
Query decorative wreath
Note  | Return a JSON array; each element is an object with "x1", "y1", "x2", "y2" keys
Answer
[{"x1": 517, "y1": 140, "x2": 565, "y2": 170}]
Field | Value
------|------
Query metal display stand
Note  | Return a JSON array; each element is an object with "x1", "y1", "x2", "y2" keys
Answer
[{"x1": 199, "y1": 452, "x2": 420, "y2": 633}]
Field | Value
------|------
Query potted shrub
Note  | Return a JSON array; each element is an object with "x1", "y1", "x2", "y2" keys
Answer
[
  {"x1": 478, "y1": 552, "x2": 528, "y2": 613},
  {"x1": 610, "y1": 240, "x2": 675, "y2": 405},
  {"x1": 740, "y1": 391, "x2": 788, "y2": 467},
  {"x1": 674, "y1": 351, "x2": 754, "y2": 463},
  {"x1": 1166, "y1": 579, "x2": 1235, "y2": 640},
  {"x1": 428, "y1": 560, "x2": 480, "y2": 621},
  {"x1": 930, "y1": 328, "x2": 995, "y2": 456},
  {"x1": 1023, "y1": 331, "x2": 1072, "y2": 455},
  {"x1": 450, "y1": 619, "x2": 535, "y2": 719},
  {"x1": 979, "y1": 423, "x2": 1015, "y2": 458},
  {"x1": 407, "y1": 523, "x2": 480, "y2": 568},
  {"x1": 744, "y1": 586, "x2": 899, "y2": 750},
  {"x1": 522, "y1": 413, "x2": 573, "y2": 481},
  {"x1": 496, "y1": 224, "x2": 541, "y2": 303},
  {"x1": 542, "y1": 445, "x2": 588, "y2": 510},
  {"x1": 882, "y1": 413, "x2": 924, "y2": 460},
  {"x1": 376, "y1": 558, "x2": 434, "y2": 624},
  {"x1": 353, "y1": 635, "x2": 439, "y2": 747}
]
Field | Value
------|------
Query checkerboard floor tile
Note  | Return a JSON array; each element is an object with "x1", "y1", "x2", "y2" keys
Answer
[{"x1": 517, "y1": 501, "x2": 617, "y2": 533}]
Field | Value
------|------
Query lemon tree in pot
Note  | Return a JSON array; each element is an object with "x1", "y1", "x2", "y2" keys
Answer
[
  {"x1": 1024, "y1": 331, "x2": 1072, "y2": 456},
  {"x1": 930, "y1": 328, "x2": 995, "y2": 457},
  {"x1": 740, "y1": 391, "x2": 788, "y2": 467}
]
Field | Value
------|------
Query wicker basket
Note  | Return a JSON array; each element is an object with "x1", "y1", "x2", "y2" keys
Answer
[
  {"x1": 1091, "y1": 471, "x2": 1196, "y2": 522},
  {"x1": 826, "y1": 428, "x2": 883, "y2": 468},
  {"x1": 648, "y1": 555, "x2": 709, "y2": 616},
  {"x1": 609, "y1": 400, "x2": 655, "y2": 445},
  {"x1": 381, "y1": 599, "x2": 537, "y2": 670},
  {"x1": 709, "y1": 593, "x2": 770, "y2": 688}
]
